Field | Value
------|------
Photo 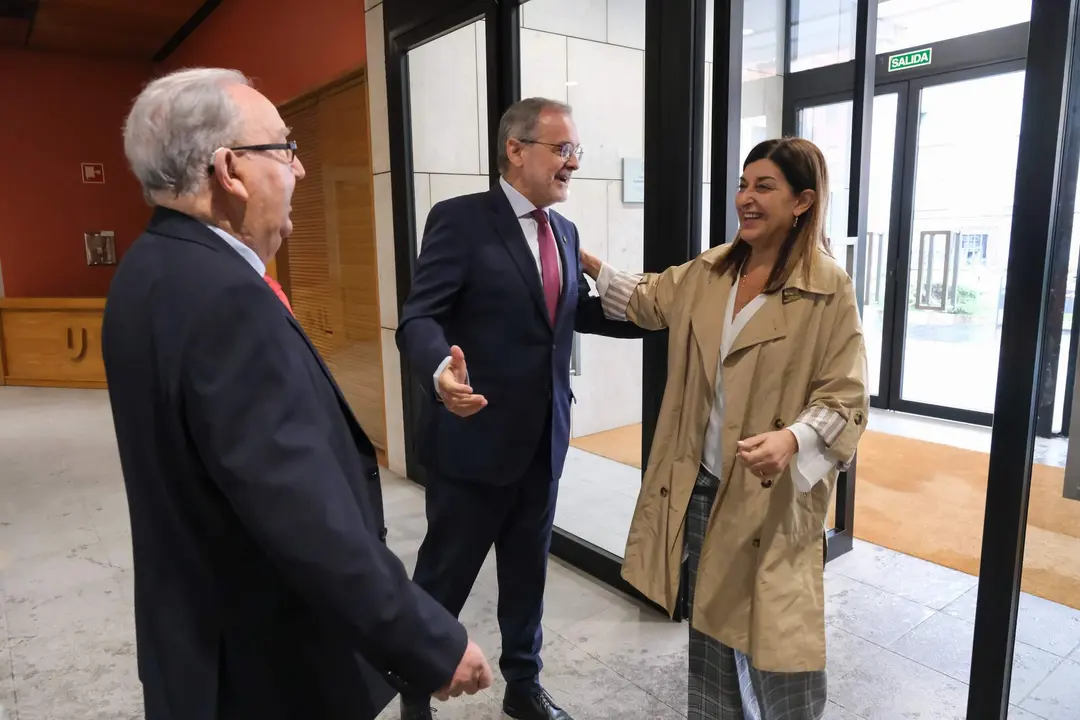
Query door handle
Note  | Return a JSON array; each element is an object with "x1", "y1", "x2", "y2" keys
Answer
[{"x1": 66, "y1": 327, "x2": 88, "y2": 362}]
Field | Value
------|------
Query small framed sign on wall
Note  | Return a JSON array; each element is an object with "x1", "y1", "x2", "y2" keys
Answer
[
  {"x1": 81, "y1": 163, "x2": 105, "y2": 184},
  {"x1": 622, "y1": 158, "x2": 645, "y2": 204},
  {"x1": 84, "y1": 231, "x2": 116, "y2": 266}
]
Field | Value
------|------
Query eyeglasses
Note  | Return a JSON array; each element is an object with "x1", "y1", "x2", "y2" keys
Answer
[
  {"x1": 208, "y1": 140, "x2": 298, "y2": 172},
  {"x1": 230, "y1": 140, "x2": 297, "y2": 162},
  {"x1": 519, "y1": 139, "x2": 584, "y2": 162}
]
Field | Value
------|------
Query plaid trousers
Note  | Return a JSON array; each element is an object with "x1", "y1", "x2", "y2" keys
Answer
[{"x1": 684, "y1": 466, "x2": 827, "y2": 720}]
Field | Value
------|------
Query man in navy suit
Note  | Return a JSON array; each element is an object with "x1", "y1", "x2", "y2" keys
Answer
[
  {"x1": 396, "y1": 98, "x2": 646, "y2": 720},
  {"x1": 102, "y1": 68, "x2": 492, "y2": 720}
]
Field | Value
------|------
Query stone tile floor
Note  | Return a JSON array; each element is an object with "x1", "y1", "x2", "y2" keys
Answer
[{"x1": 1, "y1": 387, "x2": 1078, "y2": 719}]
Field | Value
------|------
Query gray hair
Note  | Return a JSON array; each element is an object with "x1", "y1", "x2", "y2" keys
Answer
[
  {"x1": 123, "y1": 68, "x2": 251, "y2": 200},
  {"x1": 496, "y1": 97, "x2": 572, "y2": 174}
]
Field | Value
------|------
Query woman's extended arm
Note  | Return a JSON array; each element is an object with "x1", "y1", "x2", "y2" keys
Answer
[{"x1": 581, "y1": 249, "x2": 694, "y2": 331}]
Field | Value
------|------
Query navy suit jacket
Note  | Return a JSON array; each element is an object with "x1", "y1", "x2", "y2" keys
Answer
[
  {"x1": 102, "y1": 208, "x2": 466, "y2": 720},
  {"x1": 396, "y1": 184, "x2": 646, "y2": 486}
]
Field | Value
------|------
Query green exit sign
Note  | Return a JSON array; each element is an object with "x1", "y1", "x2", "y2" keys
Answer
[{"x1": 888, "y1": 47, "x2": 933, "y2": 72}]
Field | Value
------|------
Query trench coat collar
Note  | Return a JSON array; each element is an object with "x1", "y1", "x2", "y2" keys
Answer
[{"x1": 691, "y1": 242, "x2": 840, "y2": 388}]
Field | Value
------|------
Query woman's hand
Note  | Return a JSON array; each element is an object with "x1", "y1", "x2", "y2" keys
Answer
[
  {"x1": 580, "y1": 248, "x2": 602, "y2": 280},
  {"x1": 736, "y1": 430, "x2": 798, "y2": 479}
]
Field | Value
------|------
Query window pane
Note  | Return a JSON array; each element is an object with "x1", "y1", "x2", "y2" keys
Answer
[
  {"x1": 797, "y1": 93, "x2": 898, "y2": 399},
  {"x1": 408, "y1": 21, "x2": 490, "y2": 254},
  {"x1": 790, "y1": 0, "x2": 1032, "y2": 74},
  {"x1": 790, "y1": 0, "x2": 857, "y2": 73},
  {"x1": 877, "y1": 0, "x2": 1031, "y2": 56},
  {"x1": 521, "y1": 0, "x2": 645, "y2": 558},
  {"x1": 703, "y1": 0, "x2": 785, "y2": 252},
  {"x1": 900, "y1": 71, "x2": 1026, "y2": 413}
]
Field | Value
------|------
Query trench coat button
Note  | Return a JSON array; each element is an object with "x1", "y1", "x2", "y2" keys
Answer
[
  {"x1": 761, "y1": 478, "x2": 774, "y2": 489},
  {"x1": 772, "y1": 418, "x2": 784, "y2": 430},
  {"x1": 659, "y1": 487, "x2": 669, "y2": 498},
  {"x1": 751, "y1": 538, "x2": 761, "y2": 548},
  {"x1": 854, "y1": 411, "x2": 864, "y2": 426}
]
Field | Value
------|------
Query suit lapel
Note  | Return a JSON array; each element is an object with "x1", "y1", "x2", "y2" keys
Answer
[
  {"x1": 550, "y1": 213, "x2": 574, "y2": 325},
  {"x1": 284, "y1": 312, "x2": 374, "y2": 453},
  {"x1": 487, "y1": 187, "x2": 550, "y2": 327}
]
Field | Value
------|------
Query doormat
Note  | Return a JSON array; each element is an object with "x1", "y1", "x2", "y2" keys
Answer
[{"x1": 570, "y1": 425, "x2": 1080, "y2": 611}]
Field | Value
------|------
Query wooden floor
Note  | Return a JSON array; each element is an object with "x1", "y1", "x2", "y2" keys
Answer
[{"x1": 571, "y1": 424, "x2": 1080, "y2": 611}]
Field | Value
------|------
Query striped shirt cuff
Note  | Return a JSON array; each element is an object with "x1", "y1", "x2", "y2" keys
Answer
[
  {"x1": 796, "y1": 405, "x2": 847, "y2": 448},
  {"x1": 598, "y1": 265, "x2": 642, "y2": 321}
]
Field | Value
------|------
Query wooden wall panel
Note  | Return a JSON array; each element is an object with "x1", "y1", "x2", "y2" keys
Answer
[
  {"x1": 279, "y1": 73, "x2": 387, "y2": 457},
  {"x1": 281, "y1": 99, "x2": 334, "y2": 357},
  {"x1": 0, "y1": 298, "x2": 107, "y2": 388}
]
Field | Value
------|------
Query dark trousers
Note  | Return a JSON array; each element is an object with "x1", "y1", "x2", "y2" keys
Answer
[{"x1": 403, "y1": 424, "x2": 558, "y2": 705}]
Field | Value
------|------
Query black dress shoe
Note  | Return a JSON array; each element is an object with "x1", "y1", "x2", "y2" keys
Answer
[
  {"x1": 399, "y1": 697, "x2": 435, "y2": 720},
  {"x1": 502, "y1": 684, "x2": 573, "y2": 720}
]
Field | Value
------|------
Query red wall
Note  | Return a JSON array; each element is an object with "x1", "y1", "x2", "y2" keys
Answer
[
  {"x1": 163, "y1": 0, "x2": 367, "y2": 106},
  {"x1": 0, "y1": 49, "x2": 154, "y2": 297},
  {"x1": 0, "y1": 0, "x2": 365, "y2": 298}
]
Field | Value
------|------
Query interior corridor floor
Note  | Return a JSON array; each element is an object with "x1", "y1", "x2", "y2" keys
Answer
[{"x1": 1, "y1": 387, "x2": 1079, "y2": 719}]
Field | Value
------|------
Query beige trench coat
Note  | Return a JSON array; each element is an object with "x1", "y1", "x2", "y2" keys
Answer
[{"x1": 614, "y1": 244, "x2": 869, "y2": 673}]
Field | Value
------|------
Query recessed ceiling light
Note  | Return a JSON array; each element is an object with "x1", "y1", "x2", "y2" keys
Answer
[{"x1": 743, "y1": 28, "x2": 755, "y2": 36}]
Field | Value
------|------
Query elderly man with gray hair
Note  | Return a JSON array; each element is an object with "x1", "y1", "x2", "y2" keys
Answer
[{"x1": 101, "y1": 67, "x2": 491, "y2": 720}]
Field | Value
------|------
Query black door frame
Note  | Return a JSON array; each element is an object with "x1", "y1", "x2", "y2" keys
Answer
[
  {"x1": 781, "y1": 23, "x2": 1079, "y2": 432},
  {"x1": 969, "y1": 0, "x2": 1079, "y2": 713}
]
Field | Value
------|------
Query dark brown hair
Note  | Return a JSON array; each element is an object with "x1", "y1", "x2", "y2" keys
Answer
[{"x1": 715, "y1": 137, "x2": 832, "y2": 292}]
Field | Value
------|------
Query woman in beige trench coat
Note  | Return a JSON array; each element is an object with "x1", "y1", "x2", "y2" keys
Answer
[{"x1": 581, "y1": 137, "x2": 869, "y2": 720}]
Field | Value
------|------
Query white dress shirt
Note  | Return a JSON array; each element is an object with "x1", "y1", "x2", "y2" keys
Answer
[
  {"x1": 433, "y1": 178, "x2": 565, "y2": 397},
  {"x1": 207, "y1": 224, "x2": 265, "y2": 276},
  {"x1": 497, "y1": 176, "x2": 565, "y2": 290}
]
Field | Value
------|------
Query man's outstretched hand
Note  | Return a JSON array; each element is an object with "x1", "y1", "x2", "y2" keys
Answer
[
  {"x1": 433, "y1": 640, "x2": 493, "y2": 701},
  {"x1": 437, "y1": 345, "x2": 488, "y2": 418}
]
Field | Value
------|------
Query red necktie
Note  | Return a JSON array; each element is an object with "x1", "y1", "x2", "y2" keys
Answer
[
  {"x1": 263, "y1": 274, "x2": 294, "y2": 316},
  {"x1": 531, "y1": 209, "x2": 561, "y2": 324}
]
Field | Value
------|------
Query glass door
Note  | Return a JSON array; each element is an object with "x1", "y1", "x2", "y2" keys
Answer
[
  {"x1": 794, "y1": 64, "x2": 1027, "y2": 426},
  {"x1": 797, "y1": 90, "x2": 902, "y2": 400},
  {"x1": 897, "y1": 70, "x2": 1027, "y2": 417}
]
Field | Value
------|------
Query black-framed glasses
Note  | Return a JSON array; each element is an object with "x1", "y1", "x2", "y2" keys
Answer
[
  {"x1": 209, "y1": 140, "x2": 298, "y2": 172},
  {"x1": 231, "y1": 140, "x2": 297, "y2": 162},
  {"x1": 519, "y1": 139, "x2": 584, "y2": 162}
]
